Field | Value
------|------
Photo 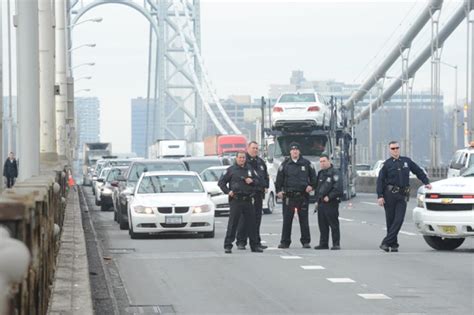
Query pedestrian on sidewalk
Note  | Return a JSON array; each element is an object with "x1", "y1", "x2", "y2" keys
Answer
[
  {"x1": 68, "y1": 170, "x2": 77, "y2": 192},
  {"x1": 3, "y1": 152, "x2": 18, "y2": 188}
]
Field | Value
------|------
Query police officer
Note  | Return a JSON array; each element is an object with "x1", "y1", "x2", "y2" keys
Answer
[
  {"x1": 276, "y1": 142, "x2": 317, "y2": 249},
  {"x1": 218, "y1": 151, "x2": 264, "y2": 254},
  {"x1": 236, "y1": 141, "x2": 270, "y2": 250},
  {"x1": 376, "y1": 141, "x2": 432, "y2": 252},
  {"x1": 314, "y1": 154, "x2": 342, "y2": 250}
]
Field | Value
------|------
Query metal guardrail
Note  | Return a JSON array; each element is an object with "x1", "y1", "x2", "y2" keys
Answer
[{"x1": 0, "y1": 168, "x2": 68, "y2": 315}]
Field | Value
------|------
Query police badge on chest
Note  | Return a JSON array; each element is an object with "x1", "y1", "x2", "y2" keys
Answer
[{"x1": 301, "y1": 166, "x2": 306, "y2": 171}]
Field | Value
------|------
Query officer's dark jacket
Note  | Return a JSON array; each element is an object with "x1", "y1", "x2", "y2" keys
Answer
[
  {"x1": 275, "y1": 156, "x2": 317, "y2": 193},
  {"x1": 245, "y1": 153, "x2": 269, "y2": 190},
  {"x1": 3, "y1": 158, "x2": 18, "y2": 178},
  {"x1": 315, "y1": 165, "x2": 342, "y2": 203},
  {"x1": 376, "y1": 156, "x2": 430, "y2": 198},
  {"x1": 218, "y1": 162, "x2": 260, "y2": 196}
]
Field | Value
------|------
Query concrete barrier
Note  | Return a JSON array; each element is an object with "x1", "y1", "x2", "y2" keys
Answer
[{"x1": 0, "y1": 167, "x2": 67, "y2": 315}]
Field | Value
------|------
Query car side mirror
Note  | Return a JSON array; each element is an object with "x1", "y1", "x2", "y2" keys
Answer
[
  {"x1": 97, "y1": 178, "x2": 104, "y2": 183},
  {"x1": 111, "y1": 181, "x2": 119, "y2": 187}
]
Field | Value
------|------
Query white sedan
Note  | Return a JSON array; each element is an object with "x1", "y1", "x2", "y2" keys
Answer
[
  {"x1": 128, "y1": 171, "x2": 215, "y2": 239},
  {"x1": 200, "y1": 166, "x2": 276, "y2": 215},
  {"x1": 413, "y1": 166, "x2": 474, "y2": 250},
  {"x1": 271, "y1": 91, "x2": 331, "y2": 130}
]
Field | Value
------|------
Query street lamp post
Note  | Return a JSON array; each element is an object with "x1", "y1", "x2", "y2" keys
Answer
[
  {"x1": 68, "y1": 17, "x2": 102, "y2": 29},
  {"x1": 74, "y1": 89, "x2": 91, "y2": 94},
  {"x1": 68, "y1": 43, "x2": 96, "y2": 53},
  {"x1": 75, "y1": 76, "x2": 92, "y2": 82},
  {"x1": 72, "y1": 62, "x2": 95, "y2": 70},
  {"x1": 440, "y1": 61, "x2": 458, "y2": 152}
]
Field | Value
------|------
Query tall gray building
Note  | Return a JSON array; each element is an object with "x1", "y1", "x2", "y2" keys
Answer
[
  {"x1": 74, "y1": 97, "x2": 100, "y2": 179},
  {"x1": 131, "y1": 97, "x2": 185, "y2": 158}
]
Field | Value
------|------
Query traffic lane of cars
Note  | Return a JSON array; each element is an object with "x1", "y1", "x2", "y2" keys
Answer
[{"x1": 85, "y1": 189, "x2": 473, "y2": 315}]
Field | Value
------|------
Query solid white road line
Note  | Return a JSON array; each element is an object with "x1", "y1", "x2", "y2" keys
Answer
[
  {"x1": 327, "y1": 278, "x2": 356, "y2": 283},
  {"x1": 280, "y1": 256, "x2": 302, "y2": 259},
  {"x1": 301, "y1": 265, "x2": 325, "y2": 270},
  {"x1": 357, "y1": 293, "x2": 391, "y2": 300},
  {"x1": 398, "y1": 230, "x2": 418, "y2": 236}
]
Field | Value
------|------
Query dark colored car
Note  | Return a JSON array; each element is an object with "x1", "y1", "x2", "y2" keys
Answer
[
  {"x1": 115, "y1": 159, "x2": 187, "y2": 230},
  {"x1": 181, "y1": 156, "x2": 232, "y2": 174}
]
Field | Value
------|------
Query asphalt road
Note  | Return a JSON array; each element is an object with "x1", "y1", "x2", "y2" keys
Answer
[{"x1": 82, "y1": 188, "x2": 474, "y2": 315}]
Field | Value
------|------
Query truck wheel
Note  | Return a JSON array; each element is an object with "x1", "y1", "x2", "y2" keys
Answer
[{"x1": 423, "y1": 236, "x2": 465, "y2": 250}]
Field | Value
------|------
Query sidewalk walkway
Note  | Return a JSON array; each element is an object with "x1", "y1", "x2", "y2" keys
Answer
[{"x1": 48, "y1": 189, "x2": 93, "y2": 314}]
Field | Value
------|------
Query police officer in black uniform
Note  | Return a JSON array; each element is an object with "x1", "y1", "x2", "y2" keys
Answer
[
  {"x1": 314, "y1": 154, "x2": 343, "y2": 250},
  {"x1": 276, "y1": 142, "x2": 317, "y2": 249},
  {"x1": 236, "y1": 141, "x2": 270, "y2": 250},
  {"x1": 218, "y1": 151, "x2": 264, "y2": 254},
  {"x1": 376, "y1": 141, "x2": 431, "y2": 252}
]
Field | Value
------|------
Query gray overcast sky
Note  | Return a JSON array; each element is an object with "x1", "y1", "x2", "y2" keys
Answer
[{"x1": 55, "y1": 1, "x2": 471, "y2": 152}]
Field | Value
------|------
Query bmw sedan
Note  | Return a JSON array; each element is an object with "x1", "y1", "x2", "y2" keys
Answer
[{"x1": 128, "y1": 171, "x2": 215, "y2": 239}]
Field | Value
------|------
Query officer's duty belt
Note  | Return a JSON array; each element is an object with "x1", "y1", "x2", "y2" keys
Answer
[
  {"x1": 386, "y1": 185, "x2": 410, "y2": 195},
  {"x1": 285, "y1": 191, "x2": 306, "y2": 198},
  {"x1": 233, "y1": 194, "x2": 253, "y2": 201}
]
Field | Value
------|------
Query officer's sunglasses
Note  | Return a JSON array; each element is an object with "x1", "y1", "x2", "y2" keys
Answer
[{"x1": 390, "y1": 147, "x2": 400, "y2": 150}]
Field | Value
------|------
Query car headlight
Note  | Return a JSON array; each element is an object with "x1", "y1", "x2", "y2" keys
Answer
[
  {"x1": 191, "y1": 204, "x2": 211, "y2": 214},
  {"x1": 133, "y1": 206, "x2": 154, "y2": 214},
  {"x1": 417, "y1": 193, "x2": 425, "y2": 208}
]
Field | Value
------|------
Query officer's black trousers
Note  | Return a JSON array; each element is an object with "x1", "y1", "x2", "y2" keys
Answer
[
  {"x1": 280, "y1": 197, "x2": 310, "y2": 246},
  {"x1": 382, "y1": 190, "x2": 407, "y2": 247},
  {"x1": 317, "y1": 202, "x2": 340, "y2": 246},
  {"x1": 236, "y1": 193, "x2": 263, "y2": 246},
  {"x1": 224, "y1": 198, "x2": 258, "y2": 249}
]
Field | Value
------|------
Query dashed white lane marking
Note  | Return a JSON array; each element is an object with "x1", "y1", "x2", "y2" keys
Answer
[
  {"x1": 261, "y1": 233, "x2": 281, "y2": 236},
  {"x1": 301, "y1": 265, "x2": 325, "y2": 270},
  {"x1": 339, "y1": 217, "x2": 355, "y2": 222},
  {"x1": 261, "y1": 240, "x2": 267, "y2": 244},
  {"x1": 280, "y1": 256, "x2": 302, "y2": 259},
  {"x1": 265, "y1": 247, "x2": 281, "y2": 250},
  {"x1": 214, "y1": 221, "x2": 223, "y2": 224},
  {"x1": 399, "y1": 230, "x2": 418, "y2": 236},
  {"x1": 358, "y1": 293, "x2": 391, "y2": 300},
  {"x1": 327, "y1": 278, "x2": 356, "y2": 283},
  {"x1": 362, "y1": 202, "x2": 378, "y2": 206}
]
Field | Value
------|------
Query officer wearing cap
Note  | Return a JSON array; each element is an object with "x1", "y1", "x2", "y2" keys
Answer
[
  {"x1": 236, "y1": 141, "x2": 270, "y2": 250},
  {"x1": 218, "y1": 151, "x2": 265, "y2": 254},
  {"x1": 314, "y1": 154, "x2": 343, "y2": 250},
  {"x1": 276, "y1": 142, "x2": 317, "y2": 249},
  {"x1": 376, "y1": 141, "x2": 432, "y2": 252}
]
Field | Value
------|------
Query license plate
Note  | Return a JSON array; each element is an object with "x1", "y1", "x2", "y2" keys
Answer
[
  {"x1": 165, "y1": 216, "x2": 182, "y2": 224},
  {"x1": 440, "y1": 225, "x2": 457, "y2": 234}
]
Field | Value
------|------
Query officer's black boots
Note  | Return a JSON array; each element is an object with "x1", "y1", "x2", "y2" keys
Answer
[
  {"x1": 278, "y1": 243, "x2": 289, "y2": 249},
  {"x1": 331, "y1": 245, "x2": 341, "y2": 250},
  {"x1": 225, "y1": 248, "x2": 232, "y2": 254},
  {"x1": 302, "y1": 243, "x2": 311, "y2": 249},
  {"x1": 237, "y1": 244, "x2": 246, "y2": 250},
  {"x1": 251, "y1": 247, "x2": 264, "y2": 253},
  {"x1": 379, "y1": 244, "x2": 390, "y2": 252}
]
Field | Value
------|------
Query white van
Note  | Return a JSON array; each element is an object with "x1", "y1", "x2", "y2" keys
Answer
[{"x1": 447, "y1": 142, "x2": 474, "y2": 177}]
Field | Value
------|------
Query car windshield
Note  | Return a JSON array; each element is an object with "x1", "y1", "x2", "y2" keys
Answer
[
  {"x1": 128, "y1": 162, "x2": 186, "y2": 182},
  {"x1": 137, "y1": 175, "x2": 204, "y2": 194},
  {"x1": 274, "y1": 135, "x2": 328, "y2": 157},
  {"x1": 356, "y1": 164, "x2": 371, "y2": 171},
  {"x1": 279, "y1": 93, "x2": 316, "y2": 103},
  {"x1": 106, "y1": 167, "x2": 127, "y2": 182},
  {"x1": 461, "y1": 166, "x2": 474, "y2": 177},
  {"x1": 184, "y1": 160, "x2": 222, "y2": 173},
  {"x1": 200, "y1": 168, "x2": 226, "y2": 182},
  {"x1": 99, "y1": 168, "x2": 110, "y2": 179}
]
